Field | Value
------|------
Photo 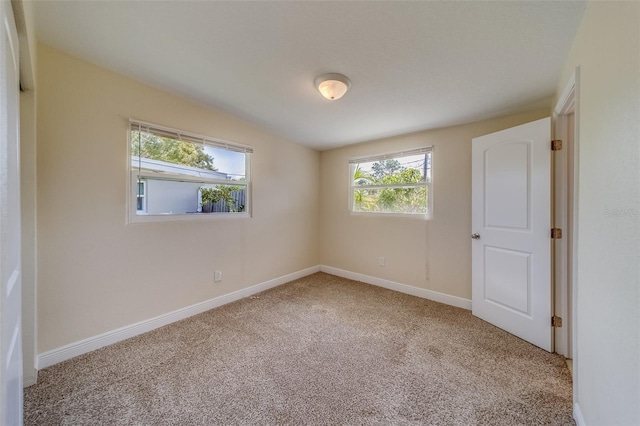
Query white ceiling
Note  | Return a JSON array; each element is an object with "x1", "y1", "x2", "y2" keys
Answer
[{"x1": 33, "y1": 1, "x2": 587, "y2": 150}]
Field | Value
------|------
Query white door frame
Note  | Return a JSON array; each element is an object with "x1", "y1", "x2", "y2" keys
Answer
[
  {"x1": 553, "y1": 83, "x2": 574, "y2": 358},
  {"x1": 1, "y1": 0, "x2": 23, "y2": 423},
  {"x1": 553, "y1": 68, "x2": 580, "y2": 411}
]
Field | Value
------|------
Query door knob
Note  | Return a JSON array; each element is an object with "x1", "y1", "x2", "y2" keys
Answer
[{"x1": 471, "y1": 233, "x2": 480, "y2": 240}]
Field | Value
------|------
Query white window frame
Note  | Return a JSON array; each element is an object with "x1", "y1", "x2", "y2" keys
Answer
[
  {"x1": 348, "y1": 147, "x2": 433, "y2": 219},
  {"x1": 127, "y1": 119, "x2": 253, "y2": 223}
]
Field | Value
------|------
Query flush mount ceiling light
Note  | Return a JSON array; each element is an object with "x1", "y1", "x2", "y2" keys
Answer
[{"x1": 315, "y1": 73, "x2": 351, "y2": 100}]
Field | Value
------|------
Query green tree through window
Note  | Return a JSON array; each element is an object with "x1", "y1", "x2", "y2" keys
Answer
[
  {"x1": 131, "y1": 130, "x2": 216, "y2": 171},
  {"x1": 351, "y1": 149, "x2": 431, "y2": 216}
]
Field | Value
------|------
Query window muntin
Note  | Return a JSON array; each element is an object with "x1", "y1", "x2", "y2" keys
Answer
[
  {"x1": 349, "y1": 148, "x2": 432, "y2": 217},
  {"x1": 129, "y1": 120, "x2": 252, "y2": 222}
]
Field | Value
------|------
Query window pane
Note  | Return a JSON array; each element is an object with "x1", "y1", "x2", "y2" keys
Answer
[
  {"x1": 131, "y1": 130, "x2": 246, "y2": 181},
  {"x1": 199, "y1": 184, "x2": 246, "y2": 213},
  {"x1": 354, "y1": 153, "x2": 430, "y2": 186},
  {"x1": 351, "y1": 150, "x2": 431, "y2": 216},
  {"x1": 205, "y1": 147, "x2": 246, "y2": 180},
  {"x1": 131, "y1": 130, "x2": 215, "y2": 169},
  {"x1": 354, "y1": 186, "x2": 428, "y2": 214},
  {"x1": 137, "y1": 178, "x2": 247, "y2": 215},
  {"x1": 130, "y1": 126, "x2": 250, "y2": 218}
]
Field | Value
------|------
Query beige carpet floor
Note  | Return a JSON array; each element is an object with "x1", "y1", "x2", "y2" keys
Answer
[{"x1": 24, "y1": 272, "x2": 574, "y2": 425}]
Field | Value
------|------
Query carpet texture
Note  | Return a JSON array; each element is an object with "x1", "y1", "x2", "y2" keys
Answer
[{"x1": 24, "y1": 273, "x2": 574, "y2": 425}]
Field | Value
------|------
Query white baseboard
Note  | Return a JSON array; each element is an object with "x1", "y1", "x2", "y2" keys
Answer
[
  {"x1": 23, "y1": 372, "x2": 37, "y2": 387},
  {"x1": 36, "y1": 265, "x2": 320, "y2": 370},
  {"x1": 319, "y1": 265, "x2": 472, "y2": 310},
  {"x1": 35, "y1": 265, "x2": 469, "y2": 369},
  {"x1": 574, "y1": 402, "x2": 586, "y2": 426}
]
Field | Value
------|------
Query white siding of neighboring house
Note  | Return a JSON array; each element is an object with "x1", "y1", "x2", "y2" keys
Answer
[
  {"x1": 132, "y1": 156, "x2": 232, "y2": 215},
  {"x1": 144, "y1": 179, "x2": 203, "y2": 215},
  {"x1": 131, "y1": 156, "x2": 229, "y2": 180}
]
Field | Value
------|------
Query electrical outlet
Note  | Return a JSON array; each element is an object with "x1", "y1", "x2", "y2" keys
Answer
[
  {"x1": 214, "y1": 270, "x2": 222, "y2": 282},
  {"x1": 378, "y1": 257, "x2": 385, "y2": 267}
]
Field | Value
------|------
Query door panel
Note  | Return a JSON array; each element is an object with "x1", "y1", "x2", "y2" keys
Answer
[
  {"x1": 485, "y1": 142, "x2": 530, "y2": 230},
  {"x1": 484, "y1": 246, "x2": 531, "y2": 315},
  {"x1": 472, "y1": 118, "x2": 552, "y2": 352}
]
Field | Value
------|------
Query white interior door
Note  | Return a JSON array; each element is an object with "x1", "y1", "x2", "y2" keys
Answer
[
  {"x1": 472, "y1": 118, "x2": 552, "y2": 352},
  {"x1": 1, "y1": 0, "x2": 23, "y2": 424}
]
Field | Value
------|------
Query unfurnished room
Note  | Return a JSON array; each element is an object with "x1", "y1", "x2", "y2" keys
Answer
[{"x1": 0, "y1": 1, "x2": 638, "y2": 425}]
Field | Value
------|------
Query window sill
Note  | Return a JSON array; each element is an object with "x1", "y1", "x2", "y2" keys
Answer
[
  {"x1": 349, "y1": 211, "x2": 431, "y2": 220},
  {"x1": 127, "y1": 211, "x2": 250, "y2": 224}
]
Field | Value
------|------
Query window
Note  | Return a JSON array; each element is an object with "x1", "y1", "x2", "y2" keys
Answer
[
  {"x1": 349, "y1": 147, "x2": 432, "y2": 217},
  {"x1": 129, "y1": 120, "x2": 252, "y2": 222},
  {"x1": 136, "y1": 180, "x2": 146, "y2": 213}
]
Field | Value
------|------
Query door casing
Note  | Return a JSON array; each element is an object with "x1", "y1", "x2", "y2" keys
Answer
[
  {"x1": 553, "y1": 69, "x2": 580, "y2": 412},
  {"x1": 1, "y1": 0, "x2": 24, "y2": 424}
]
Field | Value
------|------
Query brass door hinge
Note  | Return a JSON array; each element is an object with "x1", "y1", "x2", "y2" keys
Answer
[
  {"x1": 551, "y1": 228, "x2": 563, "y2": 239},
  {"x1": 552, "y1": 139, "x2": 563, "y2": 151},
  {"x1": 552, "y1": 316, "x2": 563, "y2": 327}
]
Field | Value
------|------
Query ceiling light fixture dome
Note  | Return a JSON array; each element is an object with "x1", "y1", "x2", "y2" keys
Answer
[{"x1": 315, "y1": 73, "x2": 351, "y2": 100}]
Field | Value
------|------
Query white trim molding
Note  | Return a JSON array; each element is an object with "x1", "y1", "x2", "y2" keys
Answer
[
  {"x1": 320, "y1": 265, "x2": 472, "y2": 310},
  {"x1": 23, "y1": 374, "x2": 37, "y2": 387},
  {"x1": 554, "y1": 72, "x2": 576, "y2": 116},
  {"x1": 574, "y1": 402, "x2": 586, "y2": 426},
  {"x1": 36, "y1": 266, "x2": 320, "y2": 370},
  {"x1": 36, "y1": 265, "x2": 472, "y2": 370}
]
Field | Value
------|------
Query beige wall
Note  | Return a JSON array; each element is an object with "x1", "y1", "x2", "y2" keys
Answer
[
  {"x1": 36, "y1": 45, "x2": 320, "y2": 353},
  {"x1": 320, "y1": 109, "x2": 549, "y2": 300},
  {"x1": 556, "y1": 2, "x2": 639, "y2": 424}
]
